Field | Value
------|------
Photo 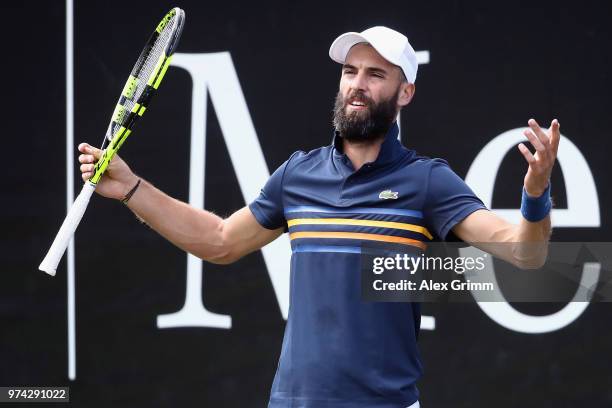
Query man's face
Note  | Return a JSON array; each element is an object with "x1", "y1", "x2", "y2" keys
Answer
[{"x1": 333, "y1": 43, "x2": 411, "y2": 142}]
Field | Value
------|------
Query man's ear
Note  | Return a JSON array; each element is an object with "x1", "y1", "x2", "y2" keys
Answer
[{"x1": 398, "y1": 82, "x2": 415, "y2": 107}]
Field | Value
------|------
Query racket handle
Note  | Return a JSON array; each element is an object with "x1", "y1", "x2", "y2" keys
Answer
[{"x1": 39, "y1": 182, "x2": 96, "y2": 276}]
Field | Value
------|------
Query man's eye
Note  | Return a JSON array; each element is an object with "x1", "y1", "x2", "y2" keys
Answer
[
  {"x1": 344, "y1": 70, "x2": 355, "y2": 75},
  {"x1": 372, "y1": 73, "x2": 384, "y2": 78}
]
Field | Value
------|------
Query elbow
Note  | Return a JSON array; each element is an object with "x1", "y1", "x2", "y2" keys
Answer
[
  {"x1": 513, "y1": 257, "x2": 546, "y2": 270},
  {"x1": 206, "y1": 252, "x2": 238, "y2": 265},
  {"x1": 195, "y1": 220, "x2": 240, "y2": 265},
  {"x1": 193, "y1": 240, "x2": 239, "y2": 265},
  {"x1": 511, "y1": 242, "x2": 549, "y2": 270},
  {"x1": 194, "y1": 246, "x2": 237, "y2": 265}
]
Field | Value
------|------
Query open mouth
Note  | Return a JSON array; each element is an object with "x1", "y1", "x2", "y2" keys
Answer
[{"x1": 347, "y1": 99, "x2": 368, "y2": 110}]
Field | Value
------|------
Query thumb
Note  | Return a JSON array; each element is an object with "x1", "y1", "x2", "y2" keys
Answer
[{"x1": 78, "y1": 143, "x2": 103, "y2": 160}]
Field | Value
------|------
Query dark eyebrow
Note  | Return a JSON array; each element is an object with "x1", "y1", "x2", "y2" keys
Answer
[
  {"x1": 342, "y1": 64, "x2": 389, "y2": 76},
  {"x1": 367, "y1": 67, "x2": 388, "y2": 76}
]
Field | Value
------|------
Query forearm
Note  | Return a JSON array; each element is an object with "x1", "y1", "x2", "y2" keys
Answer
[
  {"x1": 78, "y1": 146, "x2": 270, "y2": 263},
  {"x1": 507, "y1": 182, "x2": 553, "y2": 267},
  {"x1": 513, "y1": 215, "x2": 551, "y2": 242},
  {"x1": 455, "y1": 208, "x2": 551, "y2": 269},
  {"x1": 507, "y1": 215, "x2": 551, "y2": 268},
  {"x1": 125, "y1": 178, "x2": 229, "y2": 262},
  {"x1": 467, "y1": 215, "x2": 549, "y2": 269},
  {"x1": 456, "y1": 118, "x2": 559, "y2": 269}
]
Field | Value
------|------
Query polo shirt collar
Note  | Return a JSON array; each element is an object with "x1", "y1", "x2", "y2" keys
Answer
[{"x1": 332, "y1": 122, "x2": 401, "y2": 167}]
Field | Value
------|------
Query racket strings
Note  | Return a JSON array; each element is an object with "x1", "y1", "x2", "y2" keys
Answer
[{"x1": 109, "y1": 15, "x2": 178, "y2": 139}]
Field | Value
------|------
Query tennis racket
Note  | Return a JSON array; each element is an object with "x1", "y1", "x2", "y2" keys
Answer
[{"x1": 39, "y1": 7, "x2": 185, "y2": 276}]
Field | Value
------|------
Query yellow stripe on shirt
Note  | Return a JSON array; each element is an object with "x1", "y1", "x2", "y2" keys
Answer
[
  {"x1": 289, "y1": 231, "x2": 427, "y2": 250},
  {"x1": 287, "y1": 218, "x2": 433, "y2": 240}
]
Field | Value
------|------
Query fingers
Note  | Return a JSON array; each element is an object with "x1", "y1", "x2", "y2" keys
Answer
[
  {"x1": 78, "y1": 143, "x2": 101, "y2": 181},
  {"x1": 523, "y1": 128, "x2": 546, "y2": 153},
  {"x1": 78, "y1": 143, "x2": 102, "y2": 159},
  {"x1": 523, "y1": 118, "x2": 562, "y2": 162},
  {"x1": 521, "y1": 118, "x2": 560, "y2": 195},
  {"x1": 528, "y1": 118, "x2": 550, "y2": 146},
  {"x1": 550, "y1": 119, "x2": 561, "y2": 155},
  {"x1": 80, "y1": 163, "x2": 94, "y2": 173},
  {"x1": 78, "y1": 153, "x2": 94, "y2": 164},
  {"x1": 79, "y1": 160, "x2": 94, "y2": 181},
  {"x1": 78, "y1": 143, "x2": 102, "y2": 177},
  {"x1": 518, "y1": 143, "x2": 536, "y2": 164}
]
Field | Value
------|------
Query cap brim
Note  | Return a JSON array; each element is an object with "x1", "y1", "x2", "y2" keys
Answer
[{"x1": 329, "y1": 32, "x2": 369, "y2": 64}]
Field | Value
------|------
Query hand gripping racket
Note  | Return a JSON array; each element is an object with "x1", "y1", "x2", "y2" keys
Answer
[{"x1": 39, "y1": 7, "x2": 185, "y2": 275}]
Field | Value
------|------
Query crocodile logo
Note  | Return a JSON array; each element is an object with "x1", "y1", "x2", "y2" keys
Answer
[{"x1": 378, "y1": 190, "x2": 399, "y2": 200}]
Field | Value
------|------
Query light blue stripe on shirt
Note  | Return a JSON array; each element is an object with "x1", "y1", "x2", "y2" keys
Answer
[
  {"x1": 293, "y1": 245, "x2": 361, "y2": 254},
  {"x1": 285, "y1": 205, "x2": 423, "y2": 218}
]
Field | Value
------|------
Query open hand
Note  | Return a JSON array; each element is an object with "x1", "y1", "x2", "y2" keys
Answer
[{"x1": 518, "y1": 118, "x2": 560, "y2": 197}]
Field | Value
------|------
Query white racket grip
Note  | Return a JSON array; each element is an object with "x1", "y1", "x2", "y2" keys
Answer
[{"x1": 39, "y1": 182, "x2": 97, "y2": 276}]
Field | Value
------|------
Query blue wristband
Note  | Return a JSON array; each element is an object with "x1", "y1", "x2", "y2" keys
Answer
[{"x1": 520, "y1": 183, "x2": 552, "y2": 222}]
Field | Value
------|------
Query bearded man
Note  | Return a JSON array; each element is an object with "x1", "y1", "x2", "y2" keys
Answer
[{"x1": 78, "y1": 26, "x2": 559, "y2": 408}]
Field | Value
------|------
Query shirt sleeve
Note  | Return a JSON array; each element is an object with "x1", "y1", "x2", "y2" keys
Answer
[
  {"x1": 424, "y1": 159, "x2": 488, "y2": 240},
  {"x1": 248, "y1": 152, "x2": 298, "y2": 230}
]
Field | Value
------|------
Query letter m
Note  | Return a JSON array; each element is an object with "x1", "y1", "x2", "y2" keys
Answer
[{"x1": 156, "y1": 52, "x2": 291, "y2": 329}]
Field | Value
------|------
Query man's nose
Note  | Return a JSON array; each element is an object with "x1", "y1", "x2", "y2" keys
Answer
[{"x1": 349, "y1": 71, "x2": 368, "y2": 92}]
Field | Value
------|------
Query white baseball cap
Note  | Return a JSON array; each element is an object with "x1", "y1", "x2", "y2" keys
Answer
[{"x1": 329, "y1": 26, "x2": 418, "y2": 83}]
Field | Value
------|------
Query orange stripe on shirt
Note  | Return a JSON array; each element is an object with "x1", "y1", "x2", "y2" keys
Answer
[
  {"x1": 287, "y1": 218, "x2": 433, "y2": 240},
  {"x1": 289, "y1": 231, "x2": 427, "y2": 250}
]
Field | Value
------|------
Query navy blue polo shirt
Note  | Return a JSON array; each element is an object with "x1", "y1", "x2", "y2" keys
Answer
[{"x1": 249, "y1": 123, "x2": 487, "y2": 408}]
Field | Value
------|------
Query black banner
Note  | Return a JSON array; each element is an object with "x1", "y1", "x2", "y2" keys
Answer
[{"x1": 3, "y1": 1, "x2": 612, "y2": 407}]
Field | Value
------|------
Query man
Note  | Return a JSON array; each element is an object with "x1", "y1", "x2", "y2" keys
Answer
[{"x1": 78, "y1": 26, "x2": 559, "y2": 408}]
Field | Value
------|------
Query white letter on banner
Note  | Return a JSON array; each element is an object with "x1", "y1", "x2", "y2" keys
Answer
[
  {"x1": 462, "y1": 128, "x2": 600, "y2": 333},
  {"x1": 403, "y1": 50, "x2": 436, "y2": 331},
  {"x1": 157, "y1": 52, "x2": 291, "y2": 329}
]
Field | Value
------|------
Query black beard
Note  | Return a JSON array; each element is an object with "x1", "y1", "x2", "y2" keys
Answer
[{"x1": 332, "y1": 88, "x2": 399, "y2": 142}]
